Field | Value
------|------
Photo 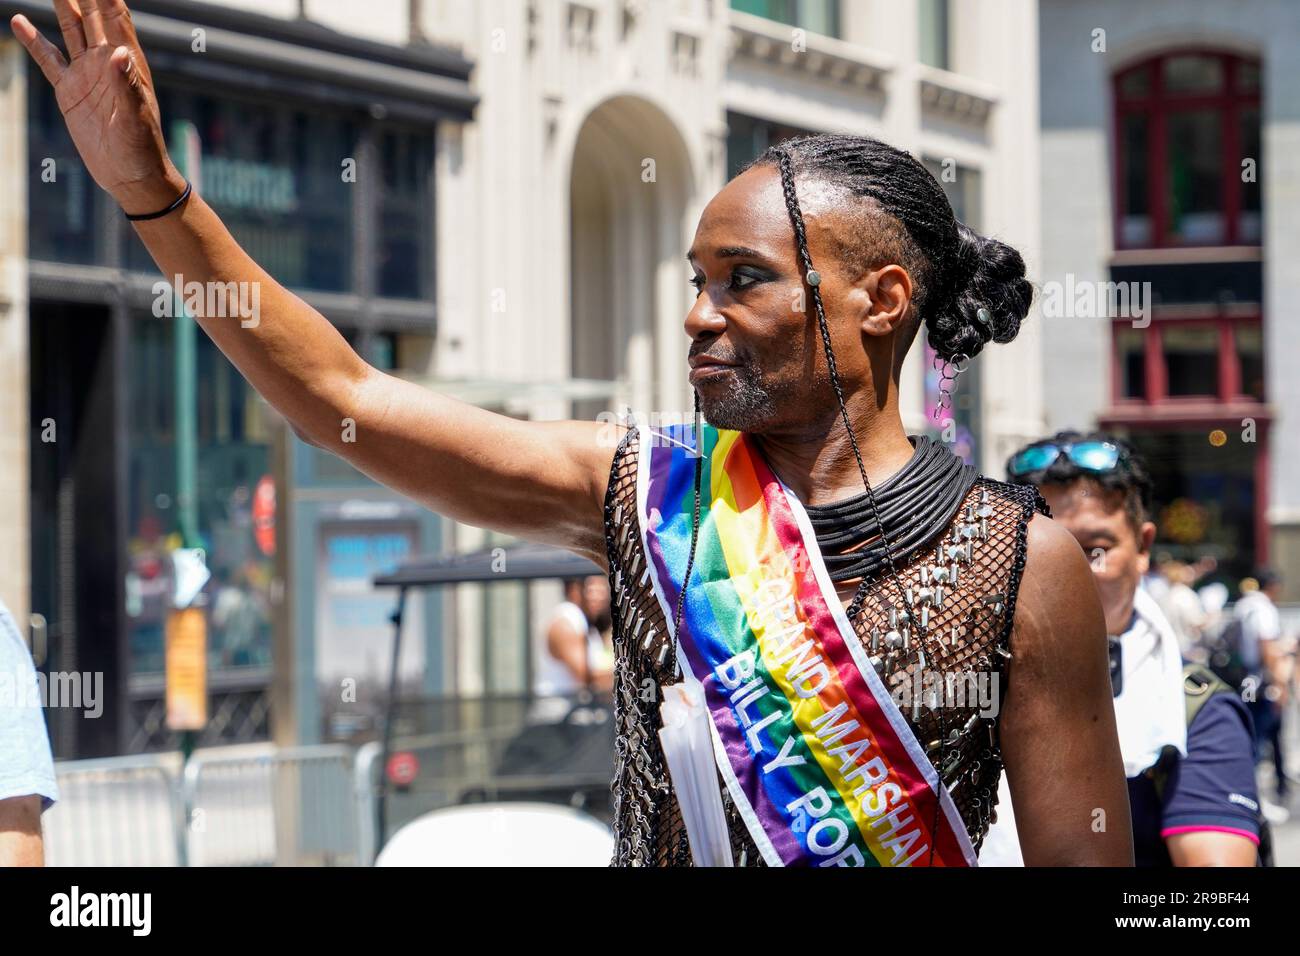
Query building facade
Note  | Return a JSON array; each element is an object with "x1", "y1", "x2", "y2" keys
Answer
[{"x1": 1039, "y1": 0, "x2": 1299, "y2": 595}]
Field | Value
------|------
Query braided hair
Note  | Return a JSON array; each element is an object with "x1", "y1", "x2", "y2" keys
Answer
[{"x1": 740, "y1": 133, "x2": 1034, "y2": 363}]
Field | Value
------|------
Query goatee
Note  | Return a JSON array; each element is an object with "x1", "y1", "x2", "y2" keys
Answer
[{"x1": 697, "y1": 365, "x2": 780, "y2": 433}]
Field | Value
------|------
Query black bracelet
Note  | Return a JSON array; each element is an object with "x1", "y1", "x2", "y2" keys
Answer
[{"x1": 123, "y1": 180, "x2": 193, "y2": 222}]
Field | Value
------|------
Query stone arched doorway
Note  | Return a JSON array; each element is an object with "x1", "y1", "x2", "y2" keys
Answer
[{"x1": 568, "y1": 95, "x2": 695, "y2": 423}]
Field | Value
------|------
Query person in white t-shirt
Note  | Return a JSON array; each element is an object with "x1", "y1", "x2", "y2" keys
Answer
[
  {"x1": 1236, "y1": 569, "x2": 1292, "y2": 800},
  {"x1": 535, "y1": 576, "x2": 613, "y2": 702},
  {"x1": 1155, "y1": 560, "x2": 1209, "y2": 659}
]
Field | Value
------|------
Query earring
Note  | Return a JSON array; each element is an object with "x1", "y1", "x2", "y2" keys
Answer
[
  {"x1": 932, "y1": 352, "x2": 970, "y2": 423},
  {"x1": 932, "y1": 308, "x2": 989, "y2": 422}
]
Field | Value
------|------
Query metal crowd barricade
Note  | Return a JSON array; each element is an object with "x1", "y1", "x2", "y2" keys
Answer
[
  {"x1": 45, "y1": 744, "x2": 360, "y2": 866},
  {"x1": 44, "y1": 752, "x2": 185, "y2": 867},
  {"x1": 183, "y1": 745, "x2": 359, "y2": 866},
  {"x1": 47, "y1": 727, "x2": 614, "y2": 866}
]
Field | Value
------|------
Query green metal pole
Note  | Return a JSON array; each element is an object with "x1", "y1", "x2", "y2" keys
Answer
[
  {"x1": 172, "y1": 120, "x2": 201, "y2": 553},
  {"x1": 171, "y1": 121, "x2": 202, "y2": 791}
]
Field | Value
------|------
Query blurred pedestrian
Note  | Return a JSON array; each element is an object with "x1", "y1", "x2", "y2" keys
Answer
[
  {"x1": 533, "y1": 576, "x2": 614, "y2": 718},
  {"x1": 1156, "y1": 559, "x2": 1209, "y2": 659},
  {"x1": 1235, "y1": 569, "x2": 1292, "y2": 802},
  {"x1": 0, "y1": 599, "x2": 58, "y2": 866},
  {"x1": 981, "y1": 431, "x2": 1261, "y2": 867}
]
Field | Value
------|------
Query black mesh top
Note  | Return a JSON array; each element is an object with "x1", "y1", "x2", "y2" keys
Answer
[{"x1": 602, "y1": 426, "x2": 1048, "y2": 867}]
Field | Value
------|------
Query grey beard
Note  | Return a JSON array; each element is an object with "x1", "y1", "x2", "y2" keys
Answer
[{"x1": 698, "y1": 364, "x2": 781, "y2": 433}]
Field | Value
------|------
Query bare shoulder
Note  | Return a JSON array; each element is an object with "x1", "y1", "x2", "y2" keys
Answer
[
  {"x1": 532, "y1": 417, "x2": 628, "y2": 491},
  {"x1": 1010, "y1": 512, "x2": 1106, "y2": 664},
  {"x1": 531, "y1": 417, "x2": 629, "y2": 568},
  {"x1": 997, "y1": 516, "x2": 1132, "y2": 865},
  {"x1": 1024, "y1": 510, "x2": 1090, "y2": 572}
]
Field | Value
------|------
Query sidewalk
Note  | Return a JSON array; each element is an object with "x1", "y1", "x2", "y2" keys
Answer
[{"x1": 1260, "y1": 697, "x2": 1300, "y2": 865}]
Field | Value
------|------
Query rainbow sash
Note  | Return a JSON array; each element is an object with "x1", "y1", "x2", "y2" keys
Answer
[{"x1": 637, "y1": 423, "x2": 977, "y2": 867}]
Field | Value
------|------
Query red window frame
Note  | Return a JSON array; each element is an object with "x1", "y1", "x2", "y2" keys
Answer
[
  {"x1": 1105, "y1": 309, "x2": 1272, "y2": 566},
  {"x1": 1112, "y1": 49, "x2": 1261, "y2": 249},
  {"x1": 1109, "y1": 312, "x2": 1263, "y2": 406}
]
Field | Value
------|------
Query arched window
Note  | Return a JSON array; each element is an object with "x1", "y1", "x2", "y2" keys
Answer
[{"x1": 1114, "y1": 50, "x2": 1261, "y2": 248}]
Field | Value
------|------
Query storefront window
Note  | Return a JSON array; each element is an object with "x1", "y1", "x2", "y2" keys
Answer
[
  {"x1": 378, "y1": 126, "x2": 436, "y2": 300},
  {"x1": 1238, "y1": 61, "x2": 1261, "y2": 93},
  {"x1": 125, "y1": 317, "x2": 276, "y2": 675},
  {"x1": 1120, "y1": 114, "x2": 1152, "y2": 246},
  {"x1": 1116, "y1": 326, "x2": 1146, "y2": 399},
  {"x1": 1111, "y1": 318, "x2": 1265, "y2": 405},
  {"x1": 1114, "y1": 51, "x2": 1261, "y2": 248},
  {"x1": 1162, "y1": 54, "x2": 1224, "y2": 94},
  {"x1": 27, "y1": 80, "x2": 102, "y2": 265},
  {"x1": 1119, "y1": 428, "x2": 1257, "y2": 581},
  {"x1": 124, "y1": 84, "x2": 357, "y2": 292},
  {"x1": 1166, "y1": 110, "x2": 1224, "y2": 245},
  {"x1": 1118, "y1": 65, "x2": 1152, "y2": 98},
  {"x1": 1239, "y1": 107, "x2": 1262, "y2": 243},
  {"x1": 924, "y1": 158, "x2": 981, "y2": 226},
  {"x1": 1236, "y1": 324, "x2": 1265, "y2": 401},
  {"x1": 918, "y1": 0, "x2": 950, "y2": 70},
  {"x1": 726, "y1": 113, "x2": 817, "y2": 180}
]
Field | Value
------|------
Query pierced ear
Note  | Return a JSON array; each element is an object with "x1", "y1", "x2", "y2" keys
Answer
[{"x1": 860, "y1": 265, "x2": 913, "y2": 337}]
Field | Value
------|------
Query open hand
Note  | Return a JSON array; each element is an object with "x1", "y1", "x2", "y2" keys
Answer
[{"x1": 10, "y1": 0, "x2": 186, "y2": 215}]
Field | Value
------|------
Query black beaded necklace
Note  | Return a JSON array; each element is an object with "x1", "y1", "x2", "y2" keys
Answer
[{"x1": 799, "y1": 434, "x2": 977, "y2": 588}]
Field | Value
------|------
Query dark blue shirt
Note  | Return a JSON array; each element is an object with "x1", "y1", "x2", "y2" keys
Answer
[{"x1": 1127, "y1": 693, "x2": 1260, "y2": 867}]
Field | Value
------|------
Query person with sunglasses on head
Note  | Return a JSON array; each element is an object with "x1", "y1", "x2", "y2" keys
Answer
[{"x1": 979, "y1": 430, "x2": 1263, "y2": 867}]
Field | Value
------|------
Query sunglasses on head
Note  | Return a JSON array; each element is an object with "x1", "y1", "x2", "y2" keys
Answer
[{"x1": 1008, "y1": 440, "x2": 1123, "y2": 478}]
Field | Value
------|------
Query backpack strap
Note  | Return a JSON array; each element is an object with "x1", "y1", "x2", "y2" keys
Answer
[
  {"x1": 1147, "y1": 664, "x2": 1234, "y2": 802},
  {"x1": 1182, "y1": 662, "x2": 1234, "y2": 726}
]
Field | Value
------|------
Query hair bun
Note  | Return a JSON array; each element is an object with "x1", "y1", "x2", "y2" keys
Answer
[{"x1": 925, "y1": 222, "x2": 1033, "y2": 362}]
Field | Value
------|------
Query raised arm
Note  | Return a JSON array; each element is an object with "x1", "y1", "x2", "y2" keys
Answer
[
  {"x1": 11, "y1": 2, "x2": 618, "y2": 565},
  {"x1": 997, "y1": 514, "x2": 1134, "y2": 866}
]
